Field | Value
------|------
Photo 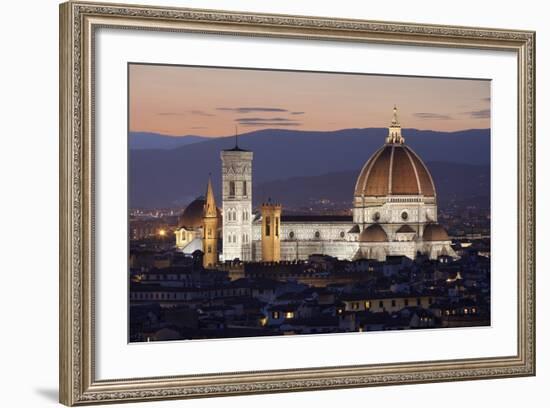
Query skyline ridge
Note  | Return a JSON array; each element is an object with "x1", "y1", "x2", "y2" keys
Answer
[
  {"x1": 129, "y1": 126, "x2": 491, "y2": 151},
  {"x1": 129, "y1": 127, "x2": 490, "y2": 208}
]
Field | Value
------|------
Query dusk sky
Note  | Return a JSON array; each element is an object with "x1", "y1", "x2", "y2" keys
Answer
[{"x1": 129, "y1": 63, "x2": 490, "y2": 137}]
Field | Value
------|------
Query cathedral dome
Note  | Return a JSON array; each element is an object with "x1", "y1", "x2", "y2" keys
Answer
[
  {"x1": 354, "y1": 107, "x2": 436, "y2": 198},
  {"x1": 178, "y1": 198, "x2": 221, "y2": 229},
  {"x1": 359, "y1": 224, "x2": 388, "y2": 242},
  {"x1": 178, "y1": 198, "x2": 206, "y2": 229},
  {"x1": 423, "y1": 223, "x2": 449, "y2": 241},
  {"x1": 354, "y1": 144, "x2": 435, "y2": 198}
]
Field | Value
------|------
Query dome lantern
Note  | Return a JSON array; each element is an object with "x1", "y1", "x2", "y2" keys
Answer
[{"x1": 385, "y1": 105, "x2": 405, "y2": 145}]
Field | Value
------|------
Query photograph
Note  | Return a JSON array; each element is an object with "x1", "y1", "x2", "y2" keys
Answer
[{"x1": 128, "y1": 64, "x2": 492, "y2": 342}]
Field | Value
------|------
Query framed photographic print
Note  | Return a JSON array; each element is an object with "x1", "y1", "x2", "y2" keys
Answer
[{"x1": 59, "y1": 1, "x2": 536, "y2": 405}]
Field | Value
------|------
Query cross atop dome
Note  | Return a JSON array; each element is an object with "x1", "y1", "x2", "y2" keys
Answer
[{"x1": 385, "y1": 105, "x2": 405, "y2": 144}]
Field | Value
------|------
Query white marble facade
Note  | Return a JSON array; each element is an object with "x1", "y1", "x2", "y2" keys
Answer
[
  {"x1": 251, "y1": 221, "x2": 360, "y2": 262},
  {"x1": 218, "y1": 109, "x2": 457, "y2": 263}
]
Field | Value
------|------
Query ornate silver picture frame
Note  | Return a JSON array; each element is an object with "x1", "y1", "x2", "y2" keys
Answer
[{"x1": 59, "y1": 1, "x2": 535, "y2": 405}]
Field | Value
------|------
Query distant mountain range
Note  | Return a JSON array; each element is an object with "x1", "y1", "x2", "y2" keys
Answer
[
  {"x1": 130, "y1": 132, "x2": 208, "y2": 150},
  {"x1": 129, "y1": 128, "x2": 490, "y2": 208},
  {"x1": 254, "y1": 162, "x2": 490, "y2": 209}
]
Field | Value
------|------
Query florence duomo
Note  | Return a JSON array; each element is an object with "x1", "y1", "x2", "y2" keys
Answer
[
  {"x1": 175, "y1": 107, "x2": 456, "y2": 267},
  {"x1": 129, "y1": 64, "x2": 491, "y2": 342}
]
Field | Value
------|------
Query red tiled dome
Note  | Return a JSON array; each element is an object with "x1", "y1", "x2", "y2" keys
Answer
[{"x1": 354, "y1": 144, "x2": 435, "y2": 198}]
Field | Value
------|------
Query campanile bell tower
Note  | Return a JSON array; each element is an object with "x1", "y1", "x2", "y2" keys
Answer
[{"x1": 221, "y1": 130, "x2": 253, "y2": 262}]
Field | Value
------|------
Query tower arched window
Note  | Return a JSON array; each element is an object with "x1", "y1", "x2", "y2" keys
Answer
[
  {"x1": 265, "y1": 216, "x2": 271, "y2": 236},
  {"x1": 229, "y1": 181, "x2": 235, "y2": 197},
  {"x1": 243, "y1": 180, "x2": 247, "y2": 196}
]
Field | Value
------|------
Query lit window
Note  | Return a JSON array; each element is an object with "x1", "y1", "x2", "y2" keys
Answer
[
  {"x1": 364, "y1": 301, "x2": 370, "y2": 309},
  {"x1": 272, "y1": 311, "x2": 280, "y2": 319},
  {"x1": 285, "y1": 312, "x2": 294, "y2": 319}
]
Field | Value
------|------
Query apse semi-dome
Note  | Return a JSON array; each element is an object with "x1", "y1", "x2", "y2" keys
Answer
[
  {"x1": 396, "y1": 224, "x2": 416, "y2": 233},
  {"x1": 359, "y1": 224, "x2": 388, "y2": 242},
  {"x1": 354, "y1": 107, "x2": 436, "y2": 198},
  {"x1": 423, "y1": 223, "x2": 450, "y2": 241}
]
